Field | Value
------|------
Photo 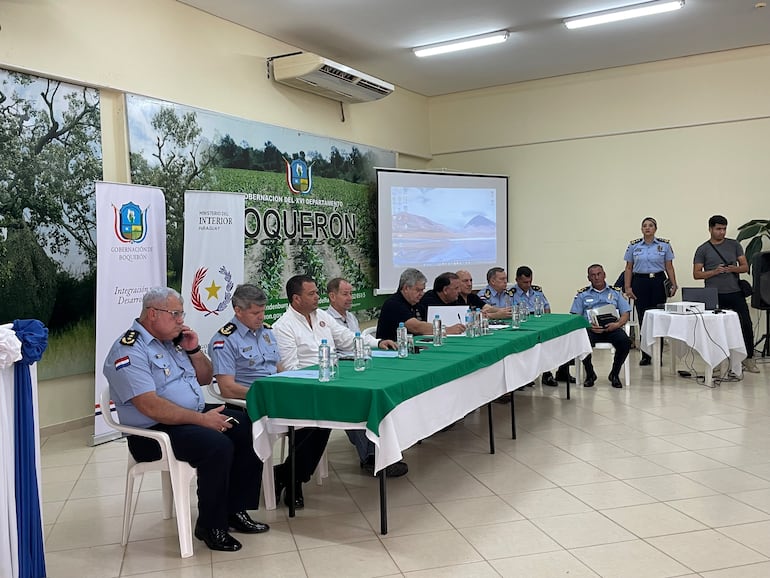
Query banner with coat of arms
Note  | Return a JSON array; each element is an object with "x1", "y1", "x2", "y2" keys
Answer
[
  {"x1": 181, "y1": 191, "x2": 246, "y2": 355},
  {"x1": 94, "y1": 182, "x2": 167, "y2": 442}
]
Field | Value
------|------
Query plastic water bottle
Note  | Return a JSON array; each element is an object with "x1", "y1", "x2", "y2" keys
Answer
[
  {"x1": 397, "y1": 322, "x2": 408, "y2": 358},
  {"x1": 433, "y1": 315, "x2": 443, "y2": 347},
  {"x1": 318, "y1": 339, "x2": 331, "y2": 382},
  {"x1": 465, "y1": 309, "x2": 475, "y2": 338},
  {"x1": 353, "y1": 331, "x2": 366, "y2": 371}
]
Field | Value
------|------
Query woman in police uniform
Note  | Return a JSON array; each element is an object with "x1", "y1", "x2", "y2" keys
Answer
[{"x1": 623, "y1": 217, "x2": 678, "y2": 365}]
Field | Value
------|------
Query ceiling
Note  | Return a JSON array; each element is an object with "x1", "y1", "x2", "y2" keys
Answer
[{"x1": 178, "y1": 0, "x2": 770, "y2": 97}]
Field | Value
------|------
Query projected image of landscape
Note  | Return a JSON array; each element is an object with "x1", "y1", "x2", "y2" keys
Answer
[{"x1": 391, "y1": 186, "x2": 497, "y2": 267}]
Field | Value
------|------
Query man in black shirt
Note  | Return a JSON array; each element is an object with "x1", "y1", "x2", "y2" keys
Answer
[
  {"x1": 417, "y1": 272, "x2": 463, "y2": 319},
  {"x1": 456, "y1": 269, "x2": 511, "y2": 319},
  {"x1": 376, "y1": 268, "x2": 465, "y2": 340}
]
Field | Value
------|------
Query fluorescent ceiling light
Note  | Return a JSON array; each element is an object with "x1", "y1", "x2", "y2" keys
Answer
[
  {"x1": 413, "y1": 30, "x2": 509, "y2": 58},
  {"x1": 564, "y1": 0, "x2": 684, "y2": 30}
]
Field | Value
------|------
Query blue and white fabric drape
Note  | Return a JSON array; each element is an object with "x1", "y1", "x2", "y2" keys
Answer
[{"x1": 1, "y1": 320, "x2": 47, "y2": 578}]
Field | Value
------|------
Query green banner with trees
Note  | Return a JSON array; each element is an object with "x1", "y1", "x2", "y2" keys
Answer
[{"x1": 126, "y1": 95, "x2": 396, "y2": 322}]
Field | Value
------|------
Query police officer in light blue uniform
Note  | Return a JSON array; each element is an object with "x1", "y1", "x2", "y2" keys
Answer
[
  {"x1": 209, "y1": 293, "x2": 281, "y2": 396},
  {"x1": 571, "y1": 264, "x2": 632, "y2": 389},
  {"x1": 209, "y1": 283, "x2": 326, "y2": 511},
  {"x1": 104, "y1": 287, "x2": 268, "y2": 552},
  {"x1": 480, "y1": 266, "x2": 514, "y2": 308},
  {"x1": 622, "y1": 217, "x2": 678, "y2": 365},
  {"x1": 511, "y1": 265, "x2": 566, "y2": 387},
  {"x1": 512, "y1": 265, "x2": 550, "y2": 313}
]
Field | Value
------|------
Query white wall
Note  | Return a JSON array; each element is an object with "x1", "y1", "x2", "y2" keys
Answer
[{"x1": 429, "y1": 47, "x2": 770, "y2": 317}]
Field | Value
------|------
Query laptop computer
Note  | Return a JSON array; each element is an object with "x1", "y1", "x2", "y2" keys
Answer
[
  {"x1": 681, "y1": 287, "x2": 719, "y2": 311},
  {"x1": 427, "y1": 305, "x2": 471, "y2": 336}
]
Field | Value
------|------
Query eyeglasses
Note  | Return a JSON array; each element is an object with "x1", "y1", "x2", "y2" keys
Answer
[{"x1": 148, "y1": 307, "x2": 186, "y2": 320}]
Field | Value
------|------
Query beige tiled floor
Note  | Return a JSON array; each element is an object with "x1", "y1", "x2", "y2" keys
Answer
[{"x1": 40, "y1": 351, "x2": 770, "y2": 577}]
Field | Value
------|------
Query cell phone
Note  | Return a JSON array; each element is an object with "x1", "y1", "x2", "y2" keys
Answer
[{"x1": 224, "y1": 416, "x2": 240, "y2": 425}]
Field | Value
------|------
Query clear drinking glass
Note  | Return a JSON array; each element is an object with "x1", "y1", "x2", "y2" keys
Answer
[
  {"x1": 533, "y1": 295, "x2": 543, "y2": 317},
  {"x1": 329, "y1": 352, "x2": 339, "y2": 380},
  {"x1": 518, "y1": 302, "x2": 529, "y2": 322}
]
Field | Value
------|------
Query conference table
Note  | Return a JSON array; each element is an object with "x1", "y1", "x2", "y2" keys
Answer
[
  {"x1": 246, "y1": 313, "x2": 591, "y2": 533},
  {"x1": 640, "y1": 309, "x2": 746, "y2": 386}
]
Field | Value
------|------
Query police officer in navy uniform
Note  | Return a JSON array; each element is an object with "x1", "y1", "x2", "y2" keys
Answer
[
  {"x1": 209, "y1": 283, "x2": 329, "y2": 510},
  {"x1": 570, "y1": 265, "x2": 632, "y2": 388},
  {"x1": 103, "y1": 287, "x2": 269, "y2": 553},
  {"x1": 623, "y1": 217, "x2": 678, "y2": 365}
]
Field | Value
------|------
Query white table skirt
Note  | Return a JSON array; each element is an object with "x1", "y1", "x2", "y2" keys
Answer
[
  {"x1": 252, "y1": 329, "x2": 591, "y2": 473},
  {"x1": 640, "y1": 309, "x2": 747, "y2": 383}
]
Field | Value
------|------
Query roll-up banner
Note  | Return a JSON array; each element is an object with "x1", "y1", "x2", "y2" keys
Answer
[
  {"x1": 93, "y1": 182, "x2": 167, "y2": 444},
  {"x1": 181, "y1": 191, "x2": 246, "y2": 355}
]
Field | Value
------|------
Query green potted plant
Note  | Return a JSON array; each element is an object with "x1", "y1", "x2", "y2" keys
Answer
[{"x1": 737, "y1": 219, "x2": 770, "y2": 271}]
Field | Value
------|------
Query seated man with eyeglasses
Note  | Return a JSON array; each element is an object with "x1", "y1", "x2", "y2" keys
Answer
[{"x1": 103, "y1": 287, "x2": 269, "y2": 553}]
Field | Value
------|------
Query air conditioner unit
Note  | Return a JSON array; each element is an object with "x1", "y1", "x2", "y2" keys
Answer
[{"x1": 269, "y1": 52, "x2": 394, "y2": 103}]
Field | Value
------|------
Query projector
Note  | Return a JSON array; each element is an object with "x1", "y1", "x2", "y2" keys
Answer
[{"x1": 665, "y1": 301, "x2": 705, "y2": 314}]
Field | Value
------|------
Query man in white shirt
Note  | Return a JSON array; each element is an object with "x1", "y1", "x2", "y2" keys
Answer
[
  {"x1": 274, "y1": 275, "x2": 395, "y2": 369},
  {"x1": 274, "y1": 275, "x2": 403, "y2": 477},
  {"x1": 326, "y1": 277, "x2": 408, "y2": 478}
]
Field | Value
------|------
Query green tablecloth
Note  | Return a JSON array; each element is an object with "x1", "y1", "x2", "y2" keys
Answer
[{"x1": 246, "y1": 314, "x2": 588, "y2": 435}]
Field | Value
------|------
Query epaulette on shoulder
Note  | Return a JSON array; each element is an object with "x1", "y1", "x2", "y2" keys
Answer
[
  {"x1": 629, "y1": 237, "x2": 642, "y2": 245},
  {"x1": 577, "y1": 286, "x2": 590, "y2": 293},
  {"x1": 120, "y1": 330, "x2": 138, "y2": 346},
  {"x1": 656, "y1": 237, "x2": 670, "y2": 243},
  {"x1": 532, "y1": 285, "x2": 542, "y2": 292},
  {"x1": 218, "y1": 322, "x2": 237, "y2": 336}
]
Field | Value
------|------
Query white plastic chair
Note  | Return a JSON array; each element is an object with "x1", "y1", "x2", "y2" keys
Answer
[
  {"x1": 207, "y1": 381, "x2": 328, "y2": 511},
  {"x1": 575, "y1": 310, "x2": 632, "y2": 387},
  {"x1": 362, "y1": 326, "x2": 377, "y2": 338},
  {"x1": 99, "y1": 387, "x2": 197, "y2": 558}
]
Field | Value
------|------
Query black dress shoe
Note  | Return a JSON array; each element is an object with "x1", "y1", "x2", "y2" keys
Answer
[
  {"x1": 583, "y1": 369, "x2": 597, "y2": 388},
  {"x1": 228, "y1": 511, "x2": 270, "y2": 534},
  {"x1": 609, "y1": 373, "x2": 623, "y2": 388},
  {"x1": 639, "y1": 355, "x2": 651, "y2": 366},
  {"x1": 194, "y1": 524, "x2": 242, "y2": 551},
  {"x1": 273, "y1": 466, "x2": 286, "y2": 504},
  {"x1": 361, "y1": 457, "x2": 409, "y2": 477},
  {"x1": 541, "y1": 373, "x2": 558, "y2": 387},
  {"x1": 284, "y1": 483, "x2": 304, "y2": 509},
  {"x1": 556, "y1": 370, "x2": 576, "y2": 384}
]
